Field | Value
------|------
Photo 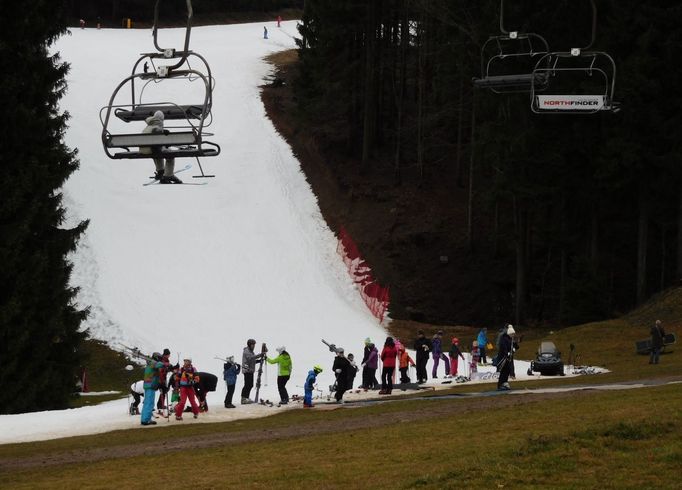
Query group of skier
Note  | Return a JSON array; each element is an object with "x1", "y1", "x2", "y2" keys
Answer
[{"x1": 132, "y1": 325, "x2": 521, "y2": 426}]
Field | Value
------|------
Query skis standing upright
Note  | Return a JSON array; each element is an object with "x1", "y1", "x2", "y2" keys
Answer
[{"x1": 254, "y1": 343, "x2": 268, "y2": 403}]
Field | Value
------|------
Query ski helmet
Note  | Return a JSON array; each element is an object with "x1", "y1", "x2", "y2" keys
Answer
[
  {"x1": 507, "y1": 325, "x2": 516, "y2": 335},
  {"x1": 313, "y1": 365, "x2": 323, "y2": 373},
  {"x1": 276, "y1": 346, "x2": 285, "y2": 354}
]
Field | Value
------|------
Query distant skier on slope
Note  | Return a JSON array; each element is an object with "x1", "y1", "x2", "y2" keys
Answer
[{"x1": 304, "y1": 365, "x2": 323, "y2": 408}]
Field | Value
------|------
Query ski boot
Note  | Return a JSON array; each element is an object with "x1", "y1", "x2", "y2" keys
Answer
[{"x1": 241, "y1": 397, "x2": 253, "y2": 405}]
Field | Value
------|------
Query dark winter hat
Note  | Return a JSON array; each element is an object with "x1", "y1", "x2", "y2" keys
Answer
[
  {"x1": 152, "y1": 352, "x2": 162, "y2": 361},
  {"x1": 163, "y1": 348, "x2": 171, "y2": 356},
  {"x1": 247, "y1": 338, "x2": 256, "y2": 345}
]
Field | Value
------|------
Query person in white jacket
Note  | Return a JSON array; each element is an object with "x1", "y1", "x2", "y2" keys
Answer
[{"x1": 141, "y1": 110, "x2": 181, "y2": 184}]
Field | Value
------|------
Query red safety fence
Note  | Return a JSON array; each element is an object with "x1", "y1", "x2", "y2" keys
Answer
[{"x1": 336, "y1": 227, "x2": 390, "y2": 322}]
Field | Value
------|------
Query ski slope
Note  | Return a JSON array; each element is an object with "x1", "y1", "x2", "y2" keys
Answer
[{"x1": 0, "y1": 21, "x2": 603, "y2": 445}]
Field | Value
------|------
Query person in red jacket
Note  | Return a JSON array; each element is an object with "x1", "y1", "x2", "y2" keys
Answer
[
  {"x1": 174, "y1": 358, "x2": 200, "y2": 421},
  {"x1": 379, "y1": 337, "x2": 398, "y2": 394}
]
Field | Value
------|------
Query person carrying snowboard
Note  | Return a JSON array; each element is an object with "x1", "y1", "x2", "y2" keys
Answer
[
  {"x1": 175, "y1": 357, "x2": 200, "y2": 420},
  {"x1": 223, "y1": 356, "x2": 241, "y2": 408},
  {"x1": 267, "y1": 346, "x2": 292, "y2": 405},
  {"x1": 304, "y1": 365, "x2": 323, "y2": 408}
]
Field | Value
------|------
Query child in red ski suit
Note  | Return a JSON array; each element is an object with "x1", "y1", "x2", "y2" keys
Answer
[
  {"x1": 175, "y1": 358, "x2": 200, "y2": 420},
  {"x1": 449, "y1": 337, "x2": 465, "y2": 376}
]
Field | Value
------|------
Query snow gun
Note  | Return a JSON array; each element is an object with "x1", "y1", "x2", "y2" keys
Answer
[{"x1": 321, "y1": 339, "x2": 343, "y2": 354}]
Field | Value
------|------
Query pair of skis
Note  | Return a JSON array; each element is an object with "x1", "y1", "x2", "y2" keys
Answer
[{"x1": 143, "y1": 164, "x2": 207, "y2": 186}]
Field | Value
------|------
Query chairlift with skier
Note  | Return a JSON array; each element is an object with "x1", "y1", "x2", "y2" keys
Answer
[{"x1": 100, "y1": 0, "x2": 220, "y2": 178}]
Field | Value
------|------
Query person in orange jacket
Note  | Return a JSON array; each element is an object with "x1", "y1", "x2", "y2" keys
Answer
[{"x1": 398, "y1": 345, "x2": 416, "y2": 383}]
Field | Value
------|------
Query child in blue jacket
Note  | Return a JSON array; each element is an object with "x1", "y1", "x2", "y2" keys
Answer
[
  {"x1": 223, "y1": 356, "x2": 241, "y2": 408},
  {"x1": 304, "y1": 365, "x2": 323, "y2": 408}
]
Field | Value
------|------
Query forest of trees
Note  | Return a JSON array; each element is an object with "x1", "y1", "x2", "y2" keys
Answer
[
  {"x1": 294, "y1": 0, "x2": 682, "y2": 325},
  {"x1": 0, "y1": 0, "x2": 89, "y2": 413}
]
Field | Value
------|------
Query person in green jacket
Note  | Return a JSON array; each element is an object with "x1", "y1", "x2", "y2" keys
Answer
[{"x1": 267, "y1": 346, "x2": 292, "y2": 405}]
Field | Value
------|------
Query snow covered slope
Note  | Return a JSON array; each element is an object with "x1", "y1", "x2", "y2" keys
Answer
[{"x1": 59, "y1": 22, "x2": 386, "y2": 401}]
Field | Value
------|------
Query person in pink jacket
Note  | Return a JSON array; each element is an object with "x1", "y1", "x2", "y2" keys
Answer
[{"x1": 379, "y1": 337, "x2": 398, "y2": 394}]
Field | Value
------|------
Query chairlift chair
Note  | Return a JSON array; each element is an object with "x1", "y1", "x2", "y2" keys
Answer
[
  {"x1": 530, "y1": 0, "x2": 618, "y2": 114},
  {"x1": 472, "y1": 0, "x2": 550, "y2": 93},
  {"x1": 100, "y1": 0, "x2": 219, "y2": 177}
]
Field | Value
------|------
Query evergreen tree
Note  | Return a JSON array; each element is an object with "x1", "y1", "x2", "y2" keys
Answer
[{"x1": 0, "y1": 0, "x2": 89, "y2": 414}]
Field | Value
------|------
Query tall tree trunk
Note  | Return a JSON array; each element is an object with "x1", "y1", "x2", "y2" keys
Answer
[
  {"x1": 636, "y1": 185, "x2": 649, "y2": 304},
  {"x1": 416, "y1": 15, "x2": 425, "y2": 180},
  {"x1": 513, "y1": 195, "x2": 527, "y2": 326},
  {"x1": 590, "y1": 205, "x2": 599, "y2": 274},
  {"x1": 362, "y1": 2, "x2": 377, "y2": 165},
  {"x1": 455, "y1": 75, "x2": 465, "y2": 188},
  {"x1": 466, "y1": 92, "x2": 476, "y2": 251},
  {"x1": 677, "y1": 171, "x2": 682, "y2": 280},
  {"x1": 660, "y1": 224, "x2": 666, "y2": 291}
]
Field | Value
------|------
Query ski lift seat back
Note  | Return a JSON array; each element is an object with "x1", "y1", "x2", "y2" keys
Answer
[
  {"x1": 103, "y1": 130, "x2": 220, "y2": 159},
  {"x1": 115, "y1": 104, "x2": 205, "y2": 122}
]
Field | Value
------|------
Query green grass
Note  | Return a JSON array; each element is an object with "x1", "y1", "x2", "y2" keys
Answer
[{"x1": 3, "y1": 289, "x2": 682, "y2": 487}]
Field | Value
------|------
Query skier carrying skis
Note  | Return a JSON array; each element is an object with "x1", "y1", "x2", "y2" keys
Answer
[
  {"x1": 448, "y1": 337, "x2": 465, "y2": 377},
  {"x1": 304, "y1": 365, "x2": 323, "y2": 408},
  {"x1": 241, "y1": 339, "x2": 264, "y2": 404},
  {"x1": 497, "y1": 325, "x2": 519, "y2": 391},
  {"x1": 140, "y1": 110, "x2": 181, "y2": 184},
  {"x1": 332, "y1": 348, "x2": 352, "y2": 402},
  {"x1": 223, "y1": 356, "x2": 241, "y2": 408},
  {"x1": 267, "y1": 346, "x2": 292, "y2": 405},
  {"x1": 174, "y1": 357, "x2": 200, "y2": 420},
  {"x1": 141, "y1": 352, "x2": 170, "y2": 426}
]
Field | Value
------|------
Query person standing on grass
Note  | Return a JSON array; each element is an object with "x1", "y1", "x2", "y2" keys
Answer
[
  {"x1": 413, "y1": 330, "x2": 431, "y2": 383},
  {"x1": 175, "y1": 358, "x2": 200, "y2": 420},
  {"x1": 223, "y1": 356, "x2": 241, "y2": 408},
  {"x1": 141, "y1": 352, "x2": 169, "y2": 426},
  {"x1": 650, "y1": 320, "x2": 666, "y2": 364},
  {"x1": 267, "y1": 346, "x2": 292, "y2": 405},
  {"x1": 379, "y1": 337, "x2": 398, "y2": 394}
]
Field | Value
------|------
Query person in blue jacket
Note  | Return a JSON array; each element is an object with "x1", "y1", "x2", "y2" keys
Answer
[
  {"x1": 477, "y1": 328, "x2": 489, "y2": 365},
  {"x1": 141, "y1": 352, "x2": 170, "y2": 426},
  {"x1": 304, "y1": 365, "x2": 323, "y2": 408},
  {"x1": 223, "y1": 356, "x2": 241, "y2": 408}
]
